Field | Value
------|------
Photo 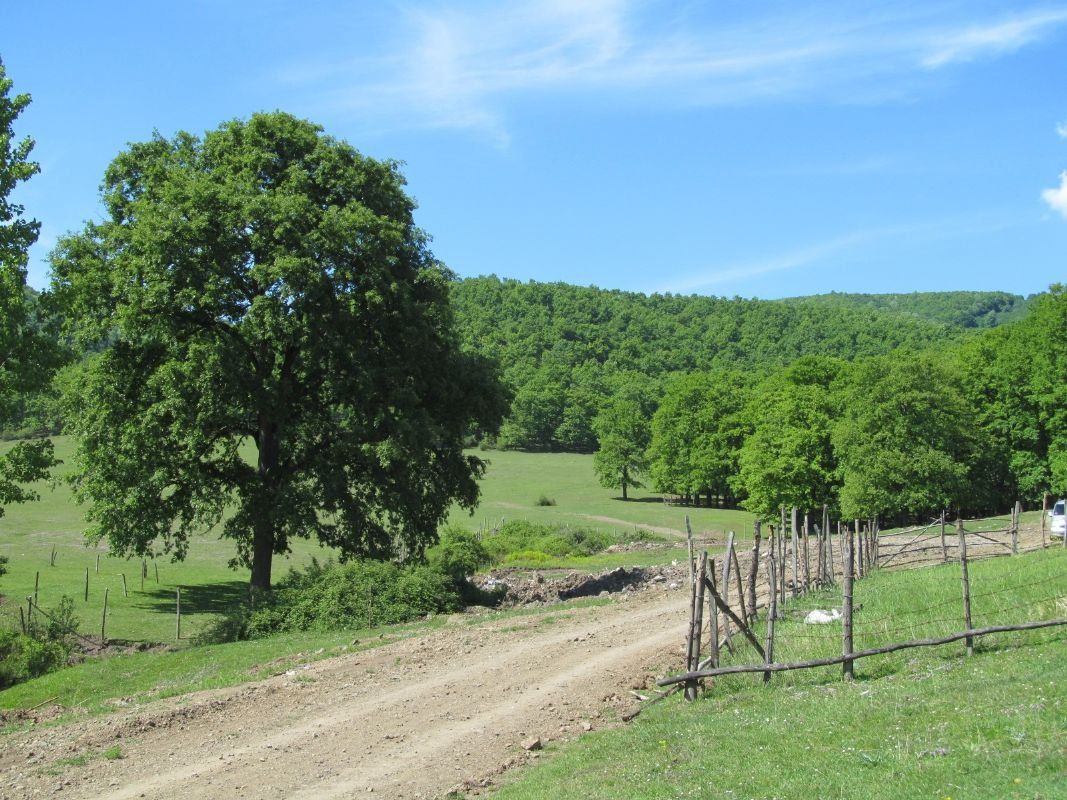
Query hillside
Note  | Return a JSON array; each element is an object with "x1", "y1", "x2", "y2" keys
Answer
[
  {"x1": 781, "y1": 289, "x2": 1030, "y2": 328},
  {"x1": 450, "y1": 276, "x2": 969, "y2": 451}
]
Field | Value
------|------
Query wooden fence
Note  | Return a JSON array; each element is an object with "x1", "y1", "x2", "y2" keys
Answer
[{"x1": 662, "y1": 502, "x2": 1067, "y2": 696}]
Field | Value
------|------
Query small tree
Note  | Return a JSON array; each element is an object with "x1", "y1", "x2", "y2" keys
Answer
[
  {"x1": 51, "y1": 112, "x2": 508, "y2": 590},
  {"x1": 592, "y1": 389, "x2": 651, "y2": 500}
]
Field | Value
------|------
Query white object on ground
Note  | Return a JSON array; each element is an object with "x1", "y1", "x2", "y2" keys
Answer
[{"x1": 804, "y1": 608, "x2": 842, "y2": 625}]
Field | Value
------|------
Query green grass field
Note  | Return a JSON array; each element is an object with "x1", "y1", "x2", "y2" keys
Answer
[
  {"x1": 489, "y1": 548, "x2": 1067, "y2": 800},
  {"x1": 0, "y1": 438, "x2": 752, "y2": 646}
]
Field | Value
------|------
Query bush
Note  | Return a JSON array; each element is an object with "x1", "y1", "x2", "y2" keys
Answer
[
  {"x1": 0, "y1": 630, "x2": 67, "y2": 689},
  {"x1": 480, "y1": 520, "x2": 652, "y2": 563},
  {"x1": 201, "y1": 559, "x2": 465, "y2": 643},
  {"x1": 534, "y1": 494, "x2": 556, "y2": 506},
  {"x1": 426, "y1": 526, "x2": 491, "y2": 582},
  {"x1": 503, "y1": 550, "x2": 552, "y2": 565}
]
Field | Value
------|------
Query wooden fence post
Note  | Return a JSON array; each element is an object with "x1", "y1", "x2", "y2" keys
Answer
[
  {"x1": 1012, "y1": 500, "x2": 1021, "y2": 555},
  {"x1": 940, "y1": 511, "x2": 948, "y2": 563},
  {"x1": 685, "y1": 551, "x2": 709, "y2": 701},
  {"x1": 721, "y1": 532, "x2": 735, "y2": 651},
  {"x1": 745, "y1": 520, "x2": 762, "y2": 621},
  {"x1": 855, "y1": 519, "x2": 864, "y2": 579},
  {"x1": 842, "y1": 523, "x2": 855, "y2": 681},
  {"x1": 96, "y1": 553, "x2": 100, "y2": 574},
  {"x1": 84, "y1": 567, "x2": 89, "y2": 602},
  {"x1": 121, "y1": 573, "x2": 128, "y2": 598},
  {"x1": 707, "y1": 558, "x2": 720, "y2": 670},
  {"x1": 802, "y1": 512, "x2": 811, "y2": 591},
  {"x1": 790, "y1": 507, "x2": 799, "y2": 598},
  {"x1": 1041, "y1": 493, "x2": 1047, "y2": 548},
  {"x1": 101, "y1": 588, "x2": 108, "y2": 644},
  {"x1": 50, "y1": 544, "x2": 56, "y2": 567},
  {"x1": 685, "y1": 515, "x2": 695, "y2": 588},
  {"x1": 731, "y1": 541, "x2": 748, "y2": 629},
  {"x1": 957, "y1": 519, "x2": 973, "y2": 656},
  {"x1": 764, "y1": 553, "x2": 777, "y2": 684},
  {"x1": 34, "y1": 571, "x2": 40, "y2": 610},
  {"x1": 175, "y1": 587, "x2": 182, "y2": 641}
]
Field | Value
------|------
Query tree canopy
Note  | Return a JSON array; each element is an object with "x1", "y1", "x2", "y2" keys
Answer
[
  {"x1": 0, "y1": 57, "x2": 56, "y2": 517},
  {"x1": 50, "y1": 112, "x2": 508, "y2": 589}
]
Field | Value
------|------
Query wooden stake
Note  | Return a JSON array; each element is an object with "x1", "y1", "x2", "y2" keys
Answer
[
  {"x1": 101, "y1": 588, "x2": 108, "y2": 644},
  {"x1": 1012, "y1": 500, "x2": 1020, "y2": 555},
  {"x1": 957, "y1": 519, "x2": 973, "y2": 657},
  {"x1": 34, "y1": 571, "x2": 40, "y2": 608},
  {"x1": 745, "y1": 520, "x2": 762, "y2": 621},
  {"x1": 1041, "y1": 493, "x2": 1047, "y2": 548},
  {"x1": 940, "y1": 511, "x2": 948, "y2": 563},
  {"x1": 176, "y1": 587, "x2": 182, "y2": 641},
  {"x1": 720, "y1": 532, "x2": 735, "y2": 651},
  {"x1": 730, "y1": 541, "x2": 748, "y2": 629},
  {"x1": 706, "y1": 558, "x2": 719, "y2": 670},
  {"x1": 155, "y1": 561, "x2": 159, "y2": 584},
  {"x1": 790, "y1": 507, "x2": 799, "y2": 597},
  {"x1": 855, "y1": 519, "x2": 864, "y2": 579},
  {"x1": 121, "y1": 573, "x2": 128, "y2": 598},
  {"x1": 96, "y1": 553, "x2": 100, "y2": 574},
  {"x1": 764, "y1": 554, "x2": 777, "y2": 684},
  {"x1": 141, "y1": 558, "x2": 145, "y2": 592},
  {"x1": 802, "y1": 512, "x2": 811, "y2": 591},
  {"x1": 84, "y1": 567, "x2": 89, "y2": 602},
  {"x1": 685, "y1": 551, "x2": 708, "y2": 701},
  {"x1": 685, "y1": 515, "x2": 695, "y2": 587},
  {"x1": 842, "y1": 523, "x2": 855, "y2": 681}
]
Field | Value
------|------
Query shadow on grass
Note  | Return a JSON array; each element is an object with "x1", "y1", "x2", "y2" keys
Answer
[{"x1": 132, "y1": 580, "x2": 250, "y2": 617}]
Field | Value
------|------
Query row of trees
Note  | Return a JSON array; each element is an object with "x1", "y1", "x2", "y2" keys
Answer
[{"x1": 593, "y1": 290, "x2": 1067, "y2": 522}]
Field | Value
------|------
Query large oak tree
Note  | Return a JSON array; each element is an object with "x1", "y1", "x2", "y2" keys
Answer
[{"x1": 51, "y1": 112, "x2": 507, "y2": 590}]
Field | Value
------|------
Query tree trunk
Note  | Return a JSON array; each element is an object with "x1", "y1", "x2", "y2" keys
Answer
[
  {"x1": 250, "y1": 419, "x2": 280, "y2": 591},
  {"x1": 622, "y1": 467, "x2": 629, "y2": 501}
]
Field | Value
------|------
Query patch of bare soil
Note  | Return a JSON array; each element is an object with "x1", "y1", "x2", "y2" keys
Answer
[{"x1": 1, "y1": 585, "x2": 692, "y2": 800}]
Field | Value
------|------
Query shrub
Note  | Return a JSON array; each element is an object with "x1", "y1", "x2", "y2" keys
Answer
[
  {"x1": 0, "y1": 630, "x2": 67, "y2": 689},
  {"x1": 503, "y1": 550, "x2": 552, "y2": 565},
  {"x1": 427, "y1": 525, "x2": 491, "y2": 581},
  {"x1": 202, "y1": 559, "x2": 464, "y2": 643},
  {"x1": 534, "y1": 494, "x2": 556, "y2": 506}
]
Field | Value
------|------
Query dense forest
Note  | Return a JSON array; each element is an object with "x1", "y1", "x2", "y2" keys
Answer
[{"x1": 781, "y1": 290, "x2": 1031, "y2": 329}]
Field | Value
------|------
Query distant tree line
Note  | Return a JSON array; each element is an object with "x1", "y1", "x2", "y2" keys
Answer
[{"x1": 592, "y1": 286, "x2": 1067, "y2": 523}]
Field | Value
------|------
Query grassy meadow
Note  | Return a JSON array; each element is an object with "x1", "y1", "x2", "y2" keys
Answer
[
  {"x1": 0, "y1": 437, "x2": 752, "y2": 646},
  {"x1": 490, "y1": 548, "x2": 1067, "y2": 800}
]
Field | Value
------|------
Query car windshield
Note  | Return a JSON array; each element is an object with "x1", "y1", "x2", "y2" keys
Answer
[{"x1": 1055, "y1": 501, "x2": 1065, "y2": 516}]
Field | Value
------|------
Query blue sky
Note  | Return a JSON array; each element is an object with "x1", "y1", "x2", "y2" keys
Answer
[{"x1": 5, "y1": 0, "x2": 1067, "y2": 298}]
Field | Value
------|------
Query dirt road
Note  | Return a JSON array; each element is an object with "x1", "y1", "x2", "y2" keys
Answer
[{"x1": 2, "y1": 587, "x2": 691, "y2": 799}]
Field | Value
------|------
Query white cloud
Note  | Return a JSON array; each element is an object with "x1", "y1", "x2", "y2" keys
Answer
[
  {"x1": 920, "y1": 9, "x2": 1067, "y2": 68},
  {"x1": 1057, "y1": 120, "x2": 1067, "y2": 138},
  {"x1": 286, "y1": 2, "x2": 1067, "y2": 139},
  {"x1": 1042, "y1": 172, "x2": 1067, "y2": 218}
]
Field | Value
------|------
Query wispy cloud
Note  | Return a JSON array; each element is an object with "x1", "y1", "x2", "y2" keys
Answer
[
  {"x1": 1042, "y1": 172, "x2": 1067, "y2": 218},
  {"x1": 659, "y1": 229, "x2": 891, "y2": 294},
  {"x1": 1057, "y1": 120, "x2": 1067, "y2": 138},
  {"x1": 920, "y1": 8, "x2": 1067, "y2": 68},
  {"x1": 658, "y1": 215, "x2": 1028, "y2": 294},
  {"x1": 281, "y1": 1, "x2": 1067, "y2": 139}
]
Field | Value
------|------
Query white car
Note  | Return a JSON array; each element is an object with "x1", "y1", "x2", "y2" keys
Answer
[{"x1": 1050, "y1": 499, "x2": 1066, "y2": 538}]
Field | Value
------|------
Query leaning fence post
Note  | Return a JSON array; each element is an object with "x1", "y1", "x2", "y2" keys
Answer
[
  {"x1": 764, "y1": 553, "x2": 777, "y2": 684},
  {"x1": 706, "y1": 558, "x2": 719, "y2": 671},
  {"x1": 721, "y1": 532, "x2": 736, "y2": 651},
  {"x1": 685, "y1": 551, "x2": 709, "y2": 701},
  {"x1": 745, "y1": 520, "x2": 761, "y2": 621},
  {"x1": 842, "y1": 523, "x2": 855, "y2": 681},
  {"x1": 957, "y1": 519, "x2": 973, "y2": 656}
]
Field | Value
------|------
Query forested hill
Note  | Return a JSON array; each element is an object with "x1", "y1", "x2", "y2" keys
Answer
[
  {"x1": 780, "y1": 290, "x2": 1030, "y2": 329},
  {"x1": 450, "y1": 276, "x2": 968, "y2": 451}
]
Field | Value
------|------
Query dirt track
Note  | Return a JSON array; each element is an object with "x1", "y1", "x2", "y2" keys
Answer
[{"x1": 1, "y1": 587, "x2": 691, "y2": 799}]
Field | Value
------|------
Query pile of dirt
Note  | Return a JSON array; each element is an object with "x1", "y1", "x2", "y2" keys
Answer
[{"x1": 481, "y1": 562, "x2": 689, "y2": 607}]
